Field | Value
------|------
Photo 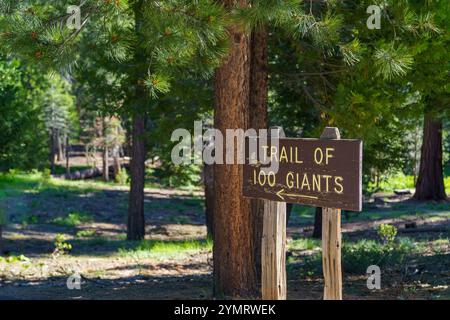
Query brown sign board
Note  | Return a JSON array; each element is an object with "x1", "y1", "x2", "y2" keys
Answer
[{"x1": 243, "y1": 137, "x2": 363, "y2": 211}]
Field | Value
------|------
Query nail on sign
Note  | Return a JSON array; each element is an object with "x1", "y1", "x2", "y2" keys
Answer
[{"x1": 243, "y1": 137, "x2": 363, "y2": 211}]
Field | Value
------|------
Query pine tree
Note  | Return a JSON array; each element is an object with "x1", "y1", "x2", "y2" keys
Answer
[{"x1": 1, "y1": 0, "x2": 230, "y2": 240}]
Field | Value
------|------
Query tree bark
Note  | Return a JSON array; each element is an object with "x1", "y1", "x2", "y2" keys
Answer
[
  {"x1": 66, "y1": 136, "x2": 70, "y2": 175},
  {"x1": 312, "y1": 207, "x2": 322, "y2": 238},
  {"x1": 127, "y1": 0, "x2": 148, "y2": 241},
  {"x1": 102, "y1": 118, "x2": 109, "y2": 182},
  {"x1": 213, "y1": 1, "x2": 257, "y2": 297},
  {"x1": 102, "y1": 145, "x2": 109, "y2": 182},
  {"x1": 113, "y1": 146, "x2": 121, "y2": 179},
  {"x1": 127, "y1": 113, "x2": 146, "y2": 240},
  {"x1": 414, "y1": 114, "x2": 447, "y2": 201},
  {"x1": 249, "y1": 27, "x2": 269, "y2": 285},
  {"x1": 49, "y1": 129, "x2": 56, "y2": 173}
]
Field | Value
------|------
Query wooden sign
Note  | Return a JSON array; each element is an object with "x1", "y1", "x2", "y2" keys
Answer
[{"x1": 243, "y1": 136, "x2": 362, "y2": 211}]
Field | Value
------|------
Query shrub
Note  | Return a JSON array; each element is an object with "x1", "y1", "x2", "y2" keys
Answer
[
  {"x1": 296, "y1": 238, "x2": 415, "y2": 276},
  {"x1": 377, "y1": 224, "x2": 397, "y2": 244},
  {"x1": 53, "y1": 233, "x2": 72, "y2": 256},
  {"x1": 115, "y1": 169, "x2": 129, "y2": 185}
]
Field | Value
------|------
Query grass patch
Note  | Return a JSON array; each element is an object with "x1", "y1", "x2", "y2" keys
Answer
[
  {"x1": 118, "y1": 239, "x2": 212, "y2": 260},
  {"x1": 290, "y1": 237, "x2": 418, "y2": 276},
  {"x1": 51, "y1": 212, "x2": 93, "y2": 227},
  {"x1": 75, "y1": 229, "x2": 96, "y2": 238},
  {"x1": 367, "y1": 172, "x2": 450, "y2": 194},
  {"x1": 289, "y1": 238, "x2": 321, "y2": 251}
]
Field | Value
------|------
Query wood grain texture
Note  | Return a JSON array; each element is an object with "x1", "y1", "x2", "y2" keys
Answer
[
  {"x1": 261, "y1": 201, "x2": 287, "y2": 300},
  {"x1": 320, "y1": 127, "x2": 342, "y2": 300}
]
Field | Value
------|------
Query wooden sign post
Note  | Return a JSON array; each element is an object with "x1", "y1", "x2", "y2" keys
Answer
[
  {"x1": 261, "y1": 128, "x2": 287, "y2": 300},
  {"x1": 320, "y1": 127, "x2": 342, "y2": 300},
  {"x1": 243, "y1": 127, "x2": 362, "y2": 300}
]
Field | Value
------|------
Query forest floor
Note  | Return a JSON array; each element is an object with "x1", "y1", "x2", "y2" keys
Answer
[{"x1": 0, "y1": 172, "x2": 449, "y2": 300}]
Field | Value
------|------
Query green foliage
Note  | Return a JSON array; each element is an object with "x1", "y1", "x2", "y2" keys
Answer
[
  {"x1": 289, "y1": 238, "x2": 321, "y2": 251},
  {"x1": 0, "y1": 58, "x2": 49, "y2": 171},
  {"x1": 51, "y1": 212, "x2": 93, "y2": 227},
  {"x1": 75, "y1": 230, "x2": 96, "y2": 238},
  {"x1": 0, "y1": 207, "x2": 6, "y2": 225},
  {"x1": 377, "y1": 224, "x2": 398, "y2": 245},
  {"x1": 53, "y1": 233, "x2": 72, "y2": 256},
  {"x1": 0, "y1": 254, "x2": 30, "y2": 263},
  {"x1": 342, "y1": 238, "x2": 414, "y2": 274},
  {"x1": 114, "y1": 169, "x2": 129, "y2": 185},
  {"x1": 301, "y1": 237, "x2": 415, "y2": 275}
]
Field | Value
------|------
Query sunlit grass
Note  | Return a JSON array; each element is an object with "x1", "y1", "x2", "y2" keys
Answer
[
  {"x1": 288, "y1": 238, "x2": 321, "y2": 251},
  {"x1": 51, "y1": 212, "x2": 93, "y2": 227},
  {"x1": 118, "y1": 239, "x2": 213, "y2": 260},
  {"x1": 367, "y1": 172, "x2": 450, "y2": 194}
]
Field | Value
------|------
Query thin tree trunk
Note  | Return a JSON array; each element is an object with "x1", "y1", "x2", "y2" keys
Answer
[
  {"x1": 102, "y1": 145, "x2": 109, "y2": 182},
  {"x1": 249, "y1": 27, "x2": 269, "y2": 285},
  {"x1": 49, "y1": 129, "x2": 56, "y2": 173},
  {"x1": 56, "y1": 129, "x2": 64, "y2": 161},
  {"x1": 113, "y1": 146, "x2": 121, "y2": 178},
  {"x1": 66, "y1": 136, "x2": 70, "y2": 175},
  {"x1": 312, "y1": 207, "x2": 322, "y2": 238},
  {"x1": 127, "y1": 0, "x2": 147, "y2": 241},
  {"x1": 203, "y1": 164, "x2": 215, "y2": 238},
  {"x1": 414, "y1": 114, "x2": 447, "y2": 201},
  {"x1": 127, "y1": 113, "x2": 146, "y2": 240},
  {"x1": 0, "y1": 225, "x2": 3, "y2": 255},
  {"x1": 102, "y1": 118, "x2": 109, "y2": 182},
  {"x1": 213, "y1": 1, "x2": 257, "y2": 297}
]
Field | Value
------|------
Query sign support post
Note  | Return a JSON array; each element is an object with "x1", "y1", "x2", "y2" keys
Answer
[
  {"x1": 262, "y1": 201, "x2": 286, "y2": 299},
  {"x1": 320, "y1": 127, "x2": 343, "y2": 300},
  {"x1": 262, "y1": 127, "x2": 287, "y2": 300},
  {"x1": 244, "y1": 126, "x2": 362, "y2": 300}
]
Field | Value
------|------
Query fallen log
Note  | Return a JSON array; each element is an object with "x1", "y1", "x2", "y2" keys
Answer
[{"x1": 63, "y1": 167, "x2": 102, "y2": 180}]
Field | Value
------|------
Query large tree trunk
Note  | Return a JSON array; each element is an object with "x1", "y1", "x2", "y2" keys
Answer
[
  {"x1": 249, "y1": 27, "x2": 269, "y2": 286},
  {"x1": 203, "y1": 164, "x2": 215, "y2": 238},
  {"x1": 414, "y1": 114, "x2": 447, "y2": 201},
  {"x1": 213, "y1": 1, "x2": 257, "y2": 297},
  {"x1": 127, "y1": 113, "x2": 146, "y2": 240}
]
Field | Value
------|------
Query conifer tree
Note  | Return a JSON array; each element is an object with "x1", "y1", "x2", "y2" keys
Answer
[{"x1": 0, "y1": 0, "x2": 230, "y2": 240}]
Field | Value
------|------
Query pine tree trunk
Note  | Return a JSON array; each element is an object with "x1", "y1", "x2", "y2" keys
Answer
[
  {"x1": 66, "y1": 136, "x2": 70, "y2": 175},
  {"x1": 127, "y1": 113, "x2": 146, "y2": 240},
  {"x1": 103, "y1": 146, "x2": 109, "y2": 182},
  {"x1": 102, "y1": 118, "x2": 109, "y2": 182},
  {"x1": 312, "y1": 207, "x2": 322, "y2": 238},
  {"x1": 56, "y1": 129, "x2": 64, "y2": 161},
  {"x1": 203, "y1": 164, "x2": 215, "y2": 238},
  {"x1": 414, "y1": 114, "x2": 447, "y2": 201},
  {"x1": 249, "y1": 27, "x2": 268, "y2": 285},
  {"x1": 213, "y1": 2, "x2": 257, "y2": 297},
  {"x1": 113, "y1": 146, "x2": 121, "y2": 179},
  {"x1": 49, "y1": 129, "x2": 56, "y2": 173},
  {"x1": 127, "y1": 0, "x2": 147, "y2": 241}
]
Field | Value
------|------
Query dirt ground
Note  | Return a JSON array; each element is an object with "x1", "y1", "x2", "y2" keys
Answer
[{"x1": 0, "y1": 177, "x2": 449, "y2": 300}]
